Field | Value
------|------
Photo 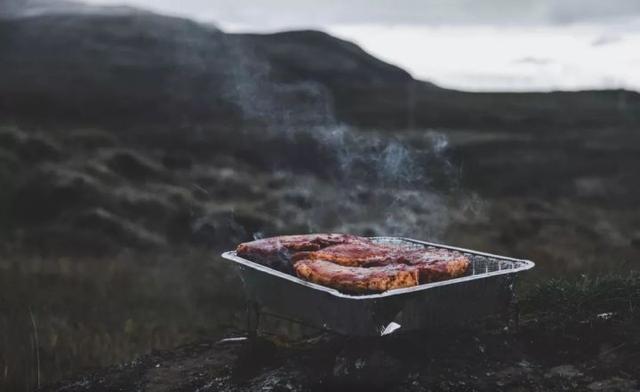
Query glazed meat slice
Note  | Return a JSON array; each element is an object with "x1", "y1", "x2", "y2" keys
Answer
[
  {"x1": 294, "y1": 259, "x2": 419, "y2": 294},
  {"x1": 236, "y1": 234, "x2": 470, "y2": 292},
  {"x1": 236, "y1": 234, "x2": 369, "y2": 271},
  {"x1": 292, "y1": 243, "x2": 401, "y2": 267},
  {"x1": 403, "y1": 248, "x2": 471, "y2": 283},
  {"x1": 293, "y1": 243, "x2": 470, "y2": 283}
]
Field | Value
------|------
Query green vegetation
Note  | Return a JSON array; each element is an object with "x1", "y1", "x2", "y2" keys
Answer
[
  {"x1": 523, "y1": 273, "x2": 640, "y2": 322},
  {"x1": 0, "y1": 251, "x2": 244, "y2": 391},
  {"x1": 2, "y1": 249, "x2": 638, "y2": 391}
]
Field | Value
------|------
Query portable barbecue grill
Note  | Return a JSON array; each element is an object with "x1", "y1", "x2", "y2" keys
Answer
[{"x1": 221, "y1": 237, "x2": 534, "y2": 337}]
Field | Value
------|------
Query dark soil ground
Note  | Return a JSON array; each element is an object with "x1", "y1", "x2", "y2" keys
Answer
[
  {"x1": 41, "y1": 275, "x2": 640, "y2": 392},
  {"x1": 39, "y1": 315, "x2": 639, "y2": 392}
]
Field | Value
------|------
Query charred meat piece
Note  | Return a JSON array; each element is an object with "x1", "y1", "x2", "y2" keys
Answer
[
  {"x1": 292, "y1": 243, "x2": 401, "y2": 267},
  {"x1": 402, "y1": 248, "x2": 471, "y2": 283},
  {"x1": 236, "y1": 234, "x2": 369, "y2": 271},
  {"x1": 294, "y1": 259, "x2": 419, "y2": 294},
  {"x1": 293, "y1": 243, "x2": 470, "y2": 283},
  {"x1": 237, "y1": 234, "x2": 470, "y2": 291}
]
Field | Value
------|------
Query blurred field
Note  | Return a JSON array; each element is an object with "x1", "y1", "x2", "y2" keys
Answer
[
  {"x1": 0, "y1": 249, "x2": 244, "y2": 391},
  {"x1": 29, "y1": 271, "x2": 640, "y2": 391},
  {"x1": 2, "y1": 120, "x2": 640, "y2": 389},
  {"x1": 3, "y1": 251, "x2": 639, "y2": 391}
]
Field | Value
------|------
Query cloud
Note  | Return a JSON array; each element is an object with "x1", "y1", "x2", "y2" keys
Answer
[
  {"x1": 513, "y1": 57, "x2": 553, "y2": 66},
  {"x1": 81, "y1": 0, "x2": 640, "y2": 30},
  {"x1": 591, "y1": 34, "x2": 623, "y2": 46}
]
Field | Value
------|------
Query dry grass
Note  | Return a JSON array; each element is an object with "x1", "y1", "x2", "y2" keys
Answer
[
  {"x1": 2, "y1": 246, "x2": 639, "y2": 391},
  {"x1": 521, "y1": 272, "x2": 640, "y2": 327},
  {"x1": 0, "y1": 249, "x2": 244, "y2": 391}
]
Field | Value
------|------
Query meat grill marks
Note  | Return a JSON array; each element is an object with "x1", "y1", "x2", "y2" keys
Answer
[
  {"x1": 236, "y1": 234, "x2": 471, "y2": 293},
  {"x1": 294, "y1": 259, "x2": 418, "y2": 294},
  {"x1": 291, "y1": 243, "x2": 400, "y2": 267},
  {"x1": 292, "y1": 243, "x2": 470, "y2": 283},
  {"x1": 236, "y1": 234, "x2": 369, "y2": 271},
  {"x1": 402, "y1": 247, "x2": 471, "y2": 283}
]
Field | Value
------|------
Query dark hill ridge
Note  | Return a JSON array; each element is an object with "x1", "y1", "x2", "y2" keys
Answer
[
  {"x1": 237, "y1": 30, "x2": 414, "y2": 85},
  {"x1": 1, "y1": 7, "x2": 639, "y2": 132},
  {"x1": 0, "y1": 13, "x2": 241, "y2": 127},
  {"x1": 0, "y1": 0, "x2": 141, "y2": 18}
]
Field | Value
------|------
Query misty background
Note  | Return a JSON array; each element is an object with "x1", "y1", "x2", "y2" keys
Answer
[
  {"x1": 16, "y1": 0, "x2": 640, "y2": 90},
  {"x1": 1, "y1": 0, "x2": 640, "y2": 390}
]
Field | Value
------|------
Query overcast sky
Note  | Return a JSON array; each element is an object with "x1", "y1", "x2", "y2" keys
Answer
[
  {"x1": 80, "y1": 0, "x2": 640, "y2": 28},
  {"x1": 83, "y1": 0, "x2": 640, "y2": 91}
]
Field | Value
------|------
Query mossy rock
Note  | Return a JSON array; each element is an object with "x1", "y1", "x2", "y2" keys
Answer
[
  {"x1": 103, "y1": 149, "x2": 165, "y2": 182},
  {"x1": 11, "y1": 166, "x2": 104, "y2": 224},
  {"x1": 63, "y1": 128, "x2": 118, "y2": 150},
  {"x1": 71, "y1": 208, "x2": 164, "y2": 250},
  {"x1": 0, "y1": 126, "x2": 62, "y2": 162}
]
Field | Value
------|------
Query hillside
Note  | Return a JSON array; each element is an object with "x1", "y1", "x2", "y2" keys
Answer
[{"x1": 1, "y1": 8, "x2": 640, "y2": 133}]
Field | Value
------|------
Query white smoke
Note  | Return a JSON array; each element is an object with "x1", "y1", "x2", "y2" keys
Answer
[{"x1": 216, "y1": 30, "x2": 480, "y2": 242}]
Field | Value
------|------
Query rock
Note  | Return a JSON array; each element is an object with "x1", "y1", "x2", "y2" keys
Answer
[
  {"x1": 189, "y1": 219, "x2": 218, "y2": 246},
  {"x1": 63, "y1": 128, "x2": 118, "y2": 150},
  {"x1": 104, "y1": 150, "x2": 164, "y2": 181},
  {"x1": 331, "y1": 348, "x2": 404, "y2": 390},
  {"x1": 161, "y1": 152, "x2": 193, "y2": 171},
  {"x1": 22, "y1": 225, "x2": 118, "y2": 256},
  {"x1": 0, "y1": 148, "x2": 20, "y2": 170},
  {"x1": 244, "y1": 368, "x2": 305, "y2": 392},
  {"x1": 495, "y1": 366, "x2": 532, "y2": 387},
  {"x1": 11, "y1": 167, "x2": 104, "y2": 224},
  {"x1": 232, "y1": 210, "x2": 277, "y2": 237},
  {"x1": 545, "y1": 364, "x2": 583, "y2": 379},
  {"x1": 0, "y1": 126, "x2": 62, "y2": 162},
  {"x1": 0, "y1": 126, "x2": 21, "y2": 150},
  {"x1": 71, "y1": 208, "x2": 164, "y2": 249},
  {"x1": 115, "y1": 187, "x2": 175, "y2": 224},
  {"x1": 0, "y1": 150, "x2": 21, "y2": 230},
  {"x1": 587, "y1": 377, "x2": 638, "y2": 391},
  {"x1": 194, "y1": 167, "x2": 262, "y2": 200},
  {"x1": 190, "y1": 208, "x2": 275, "y2": 248},
  {"x1": 18, "y1": 133, "x2": 63, "y2": 162},
  {"x1": 282, "y1": 188, "x2": 313, "y2": 209},
  {"x1": 22, "y1": 206, "x2": 165, "y2": 255}
]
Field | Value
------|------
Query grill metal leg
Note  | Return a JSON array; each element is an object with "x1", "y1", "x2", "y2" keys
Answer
[
  {"x1": 502, "y1": 275, "x2": 519, "y2": 334},
  {"x1": 246, "y1": 301, "x2": 260, "y2": 340}
]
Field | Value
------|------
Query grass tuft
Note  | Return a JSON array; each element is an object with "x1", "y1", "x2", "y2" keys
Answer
[{"x1": 521, "y1": 272, "x2": 640, "y2": 327}]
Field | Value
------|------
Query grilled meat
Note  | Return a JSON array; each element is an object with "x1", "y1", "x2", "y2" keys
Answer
[
  {"x1": 293, "y1": 243, "x2": 470, "y2": 283},
  {"x1": 292, "y1": 242, "x2": 400, "y2": 267},
  {"x1": 236, "y1": 234, "x2": 471, "y2": 293},
  {"x1": 236, "y1": 233, "x2": 369, "y2": 271},
  {"x1": 294, "y1": 259, "x2": 419, "y2": 294},
  {"x1": 403, "y1": 248, "x2": 470, "y2": 283}
]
